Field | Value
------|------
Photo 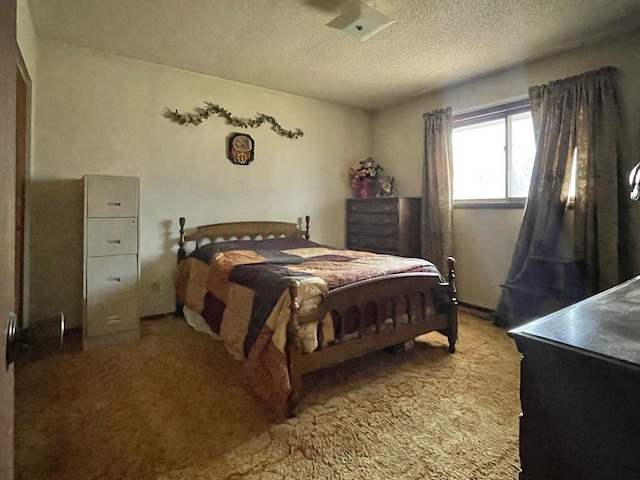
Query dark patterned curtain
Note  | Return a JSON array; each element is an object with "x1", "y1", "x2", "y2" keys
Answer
[
  {"x1": 422, "y1": 108, "x2": 453, "y2": 270},
  {"x1": 495, "y1": 67, "x2": 621, "y2": 328}
]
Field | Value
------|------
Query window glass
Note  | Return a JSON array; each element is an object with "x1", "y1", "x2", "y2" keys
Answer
[
  {"x1": 452, "y1": 103, "x2": 536, "y2": 203},
  {"x1": 568, "y1": 148, "x2": 577, "y2": 199},
  {"x1": 452, "y1": 119, "x2": 506, "y2": 200},
  {"x1": 508, "y1": 112, "x2": 536, "y2": 197}
]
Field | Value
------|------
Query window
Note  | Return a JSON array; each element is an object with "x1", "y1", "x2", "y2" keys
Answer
[{"x1": 452, "y1": 100, "x2": 536, "y2": 204}]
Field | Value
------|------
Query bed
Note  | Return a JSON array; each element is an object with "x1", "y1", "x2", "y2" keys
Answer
[{"x1": 174, "y1": 215, "x2": 458, "y2": 417}]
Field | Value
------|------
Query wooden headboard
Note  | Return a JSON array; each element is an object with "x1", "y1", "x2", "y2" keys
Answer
[{"x1": 177, "y1": 216, "x2": 311, "y2": 264}]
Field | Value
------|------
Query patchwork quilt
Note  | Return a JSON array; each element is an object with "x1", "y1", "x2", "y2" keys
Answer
[{"x1": 174, "y1": 237, "x2": 441, "y2": 415}]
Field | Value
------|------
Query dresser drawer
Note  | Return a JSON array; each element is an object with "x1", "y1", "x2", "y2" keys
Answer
[
  {"x1": 86, "y1": 292, "x2": 138, "y2": 337},
  {"x1": 347, "y1": 235, "x2": 399, "y2": 253},
  {"x1": 87, "y1": 217, "x2": 138, "y2": 257},
  {"x1": 347, "y1": 224, "x2": 398, "y2": 239},
  {"x1": 347, "y1": 199, "x2": 399, "y2": 214},
  {"x1": 86, "y1": 255, "x2": 138, "y2": 296},
  {"x1": 348, "y1": 213, "x2": 399, "y2": 226},
  {"x1": 86, "y1": 176, "x2": 139, "y2": 218}
]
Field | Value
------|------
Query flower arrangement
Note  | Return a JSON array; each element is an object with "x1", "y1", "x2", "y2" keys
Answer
[
  {"x1": 378, "y1": 174, "x2": 396, "y2": 197},
  {"x1": 349, "y1": 157, "x2": 383, "y2": 197}
]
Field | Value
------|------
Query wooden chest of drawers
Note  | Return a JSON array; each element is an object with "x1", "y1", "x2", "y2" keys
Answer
[
  {"x1": 346, "y1": 197, "x2": 421, "y2": 257},
  {"x1": 510, "y1": 277, "x2": 640, "y2": 479},
  {"x1": 83, "y1": 175, "x2": 140, "y2": 349}
]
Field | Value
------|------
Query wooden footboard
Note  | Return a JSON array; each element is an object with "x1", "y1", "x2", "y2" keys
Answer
[{"x1": 285, "y1": 257, "x2": 458, "y2": 415}]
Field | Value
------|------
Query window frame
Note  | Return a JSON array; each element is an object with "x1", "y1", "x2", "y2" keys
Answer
[{"x1": 452, "y1": 98, "x2": 533, "y2": 209}]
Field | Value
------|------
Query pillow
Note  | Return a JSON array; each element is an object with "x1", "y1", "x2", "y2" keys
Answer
[{"x1": 188, "y1": 237, "x2": 322, "y2": 264}]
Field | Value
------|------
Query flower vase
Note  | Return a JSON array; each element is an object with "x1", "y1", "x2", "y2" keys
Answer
[{"x1": 359, "y1": 185, "x2": 372, "y2": 198}]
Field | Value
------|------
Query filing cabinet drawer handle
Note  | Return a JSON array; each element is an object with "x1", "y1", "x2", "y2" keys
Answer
[
  {"x1": 105, "y1": 315, "x2": 121, "y2": 324},
  {"x1": 106, "y1": 239, "x2": 122, "y2": 244},
  {"x1": 106, "y1": 277, "x2": 122, "y2": 283},
  {"x1": 106, "y1": 201, "x2": 122, "y2": 207}
]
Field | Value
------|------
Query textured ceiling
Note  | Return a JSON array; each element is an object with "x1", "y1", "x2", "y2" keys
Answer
[{"x1": 26, "y1": 0, "x2": 640, "y2": 110}]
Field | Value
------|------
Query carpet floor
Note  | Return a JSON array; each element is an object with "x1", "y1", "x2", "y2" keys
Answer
[{"x1": 15, "y1": 313, "x2": 521, "y2": 479}]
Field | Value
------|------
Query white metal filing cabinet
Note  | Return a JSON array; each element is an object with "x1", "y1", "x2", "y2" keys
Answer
[{"x1": 83, "y1": 175, "x2": 140, "y2": 349}]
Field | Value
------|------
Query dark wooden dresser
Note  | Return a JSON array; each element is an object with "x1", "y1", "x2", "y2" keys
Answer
[
  {"x1": 346, "y1": 197, "x2": 421, "y2": 257},
  {"x1": 509, "y1": 276, "x2": 640, "y2": 480}
]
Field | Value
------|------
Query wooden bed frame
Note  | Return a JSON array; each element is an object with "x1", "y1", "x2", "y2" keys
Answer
[{"x1": 176, "y1": 216, "x2": 458, "y2": 415}]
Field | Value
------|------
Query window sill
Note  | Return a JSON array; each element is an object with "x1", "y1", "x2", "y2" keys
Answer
[
  {"x1": 454, "y1": 198, "x2": 576, "y2": 210},
  {"x1": 454, "y1": 199, "x2": 526, "y2": 209}
]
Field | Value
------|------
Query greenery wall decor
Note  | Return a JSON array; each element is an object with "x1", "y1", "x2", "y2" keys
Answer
[{"x1": 167, "y1": 102, "x2": 304, "y2": 139}]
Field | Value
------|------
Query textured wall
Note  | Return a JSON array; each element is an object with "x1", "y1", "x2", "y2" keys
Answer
[{"x1": 30, "y1": 39, "x2": 372, "y2": 327}]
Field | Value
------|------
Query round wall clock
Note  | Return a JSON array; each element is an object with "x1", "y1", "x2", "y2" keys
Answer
[{"x1": 227, "y1": 133, "x2": 255, "y2": 165}]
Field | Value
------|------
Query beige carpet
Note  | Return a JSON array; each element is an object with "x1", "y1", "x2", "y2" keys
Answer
[{"x1": 15, "y1": 313, "x2": 521, "y2": 480}]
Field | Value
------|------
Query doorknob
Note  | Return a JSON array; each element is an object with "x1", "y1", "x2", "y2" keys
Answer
[
  {"x1": 5, "y1": 312, "x2": 18, "y2": 367},
  {"x1": 5, "y1": 313, "x2": 65, "y2": 367}
]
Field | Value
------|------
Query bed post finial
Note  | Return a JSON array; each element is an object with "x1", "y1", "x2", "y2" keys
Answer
[
  {"x1": 304, "y1": 215, "x2": 310, "y2": 240},
  {"x1": 176, "y1": 217, "x2": 188, "y2": 317},
  {"x1": 446, "y1": 256, "x2": 458, "y2": 353},
  {"x1": 446, "y1": 257, "x2": 457, "y2": 304},
  {"x1": 179, "y1": 217, "x2": 186, "y2": 248},
  {"x1": 177, "y1": 217, "x2": 187, "y2": 268}
]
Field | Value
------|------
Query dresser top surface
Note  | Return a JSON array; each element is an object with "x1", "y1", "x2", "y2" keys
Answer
[{"x1": 510, "y1": 276, "x2": 640, "y2": 366}]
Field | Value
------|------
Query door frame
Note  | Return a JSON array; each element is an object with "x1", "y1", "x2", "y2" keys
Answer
[{"x1": 16, "y1": 49, "x2": 32, "y2": 329}]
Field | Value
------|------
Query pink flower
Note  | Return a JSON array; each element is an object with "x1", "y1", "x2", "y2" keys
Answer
[{"x1": 349, "y1": 158, "x2": 383, "y2": 182}]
